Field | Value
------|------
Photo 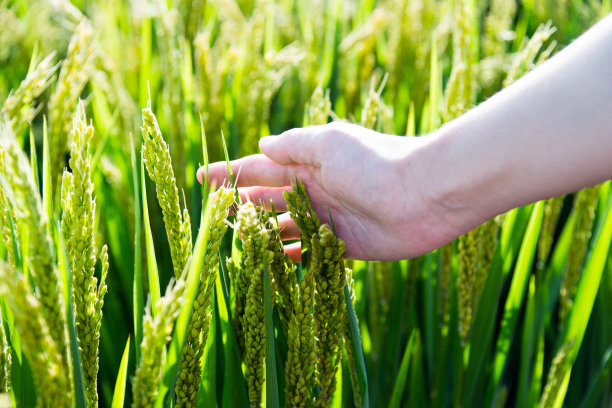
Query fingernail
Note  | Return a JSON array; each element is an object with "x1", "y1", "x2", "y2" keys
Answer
[{"x1": 259, "y1": 136, "x2": 273, "y2": 147}]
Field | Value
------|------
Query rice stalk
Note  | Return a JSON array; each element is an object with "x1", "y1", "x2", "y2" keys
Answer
[
  {"x1": 175, "y1": 187, "x2": 234, "y2": 407},
  {"x1": 60, "y1": 102, "x2": 107, "y2": 407},
  {"x1": 457, "y1": 228, "x2": 478, "y2": 345},
  {"x1": 438, "y1": 243, "x2": 453, "y2": 328},
  {"x1": 307, "y1": 85, "x2": 331, "y2": 126},
  {"x1": 236, "y1": 202, "x2": 270, "y2": 407},
  {"x1": 154, "y1": 1, "x2": 186, "y2": 187},
  {"x1": 0, "y1": 309, "x2": 10, "y2": 394},
  {"x1": 1, "y1": 52, "x2": 58, "y2": 134},
  {"x1": 482, "y1": 0, "x2": 516, "y2": 57},
  {"x1": 538, "y1": 196, "x2": 564, "y2": 269},
  {"x1": 264, "y1": 212, "x2": 296, "y2": 328},
  {"x1": 0, "y1": 263, "x2": 71, "y2": 407},
  {"x1": 0, "y1": 148, "x2": 19, "y2": 270},
  {"x1": 141, "y1": 100, "x2": 192, "y2": 278},
  {"x1": 559, "y1": 185, "x2": 600, "y2": 321},
  {"x1": 49, "y1": 20, "x2": 95, "y2": 183},
  {"x1": 343, "y1": 267, "x2": 362, "y2": 408},
  {"x1": 284, "y1": 181, "x2": 347, "y2": 407},
  {"x1": 538, "y1": 338, "x2": 575, "y2": 408},
  {"x1": 0, "y1": 121, "x2": 71, "y2": 377},
  {"x1": 361, "y1": 74, "x2": 389, "y2": 130},
  {"x1": 132, "y1": 279, "x2": 186, "y2": 408},
  {"x1": 311, "y1": 224, "x2": 346, "y2": 406},
  {"x1": 504, "y1": 22, "x2": 556, "y2": 86},
  {"x1": 285, "y1": 272, "x2": 316, "y2": 408}
]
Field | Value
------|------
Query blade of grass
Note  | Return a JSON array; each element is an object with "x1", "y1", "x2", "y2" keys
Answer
[
  {"x1": 131, "y1": 140, "x2": 143, "y2": 363},
  {"x1": 140, "y1": 153, "x2": 160, "y2": 315},
  {"x1": 487, "y1": 201, "x2": 544, "y2": 405},
  {"x1": 389, "y1": 329, "x2": 417, "y2": 408},
  {"x1": 579, "y1": 347, "x2": 612, "y2": 408},
  {"x1": 41, "y1": 116, "x2": 52, "y2": 230},
  {"x1": 111, "y1": 336, "x2": 130, "y2": 408},
  {"x1": 552, "y1": 189, "x2": 612, "y2": 405},
  {"x1": 344, "y1": 283, "x2": 369, "y2": 408},
  {"x1": 57, "y1": 222, "x2": 87, "y2": 408},
  {"x1": 28, "y1": 126, "x2": 38, "y2": 190},
  {"x1": 199, "y1": 114, "x2": 209, "y2": 199},
  {"x1": 463, "y1": 206, "x2": 532, "y2": 404}
]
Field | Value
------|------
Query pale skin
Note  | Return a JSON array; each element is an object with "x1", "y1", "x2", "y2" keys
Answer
[{"x1": 198, "y1": 14, "x2": 612, "y2": 262}]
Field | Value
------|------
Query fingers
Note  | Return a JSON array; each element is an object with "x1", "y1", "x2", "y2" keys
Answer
[
  {"x1": 277, "y1": 212, "x2": 300, "y2": 240},
  {"x1": 284, "y1": 242, "x2": 302, "y2": 263},
  {"x1": 237, "y1": 186, "x2": 291, "y2": 212},
  {"x1": 197, "y1": 154, "x2": 292, "y2": 187},
  {"x1": 259, "y1": 126, "x2": 323, "y2": 166}
]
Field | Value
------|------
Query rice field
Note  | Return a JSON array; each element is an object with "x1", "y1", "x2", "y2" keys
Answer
[{"x1": 0, "y1": 0, "x2": 611, "y2": 407}]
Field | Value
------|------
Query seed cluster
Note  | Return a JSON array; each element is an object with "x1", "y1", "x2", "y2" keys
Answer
[
  {"x1": 141, "y1": 101, "x2": 192, "y2": 278},
  {"x1": 132, "y1": 279, "x2": 186, "y2": 408},
  {"x1": 61, "y1": 103, "x2": 107, "y2": 407}
]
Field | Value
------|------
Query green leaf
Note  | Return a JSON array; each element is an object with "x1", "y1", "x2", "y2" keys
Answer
[
  {"x1": 344, "y1": 283, "x2": 369, "y2": 408},
  {"x1": 199, "y1": 114, "x2": 210, "y2": 199},
  {"x1": 130, "y1": 140, "x2": 143, "y2": 363},
  {"x1": 263, "y1": 263, "x2": 280, "y2": 408},
  {"x1": 579, "y1": 347, "x2": 612, "y2": 408},
  {"x1": 57, "y1": 222, "x2": 87, "y2": 408},
  {"x1": 111, "y1": 336, "x2": 130, "y2": 408},
  {"x1": 220, "y1": 130, "x2": 239, "y2": 204},
  {"x1": 41, "y1": 116, "x2": 52, "y2": 230},
  {"x1": 463, "y1": 206, "x2": 531, "y2": 404},
  {"x1": 28, "y1": 126, "x2": 38, "y2": 191},
  {"x1": 488, "y1": 201, "x2": 544, "y2": 403},
  {"x1": 552, "y1": 188, "x2": 612, "y2": 405},
  {"x1": 389, "y1": 330, "x2": 417, "y2": 408},
  {"x1": 140, "y1": 153, "x2": 160, "y2": 315}
]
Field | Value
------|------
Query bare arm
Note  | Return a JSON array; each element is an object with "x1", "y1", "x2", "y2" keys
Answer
[{"x1": 423, "y1": 13, "x2": 612, "y2": 236}]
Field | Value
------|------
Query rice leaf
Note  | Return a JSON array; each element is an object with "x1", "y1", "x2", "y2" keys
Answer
[
  {"x1": 27, "y1": 129, "x2": 39, "y2": 193},
  {"x1": 389, "y1": 329, "x2": 417, "y2": 408},
  {"x1": 57, "y1": 222, "x2": 87, "y2": 408},
  {"x1": 111, "y1": 336, "x2": 130, "y2": 408},
  {"x1": 552, "y1": 188, "x2": 612, "y2": 405},
  {"x1": 487, "y1": 201, "x2": 544, "y2": 404},
  {"x1": 463, "y1": 206, "x2": 531, "y2": 404},
  {"x1": 140, "y1": 154, "x2": 160, "y2": 315},
  {"x1": 344, "y1": 283, "x2": 369, "y2": 408},
  {"x1": 579, "y1": 347, "x2": 612, "y2": 408},
  {"x1": 41, "y1": 116, "x2": 52, "y2": 231},
  {"x1": 131, "y1": 140, "x2": 144, "y2": 363}
]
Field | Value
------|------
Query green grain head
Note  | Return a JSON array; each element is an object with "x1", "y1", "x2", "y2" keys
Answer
[{"x1": 141, "y1": 99, "x2": 192, "y2": 278}]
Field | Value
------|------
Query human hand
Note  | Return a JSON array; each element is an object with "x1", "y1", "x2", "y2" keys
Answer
[{"x1": 197, "y1": 122, "x2": 463, "y2": 261}]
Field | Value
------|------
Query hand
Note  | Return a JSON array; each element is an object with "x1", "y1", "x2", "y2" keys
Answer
[{"x1": 197, "y1": 123, "x2": 462, "y2": 261}]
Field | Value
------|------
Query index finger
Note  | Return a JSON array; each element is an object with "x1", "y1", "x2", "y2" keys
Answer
[{"x1": 197, "y1": 154, "x2": 293, "y2": 188}]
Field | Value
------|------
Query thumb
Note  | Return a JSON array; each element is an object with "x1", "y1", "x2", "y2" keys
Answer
[{"x1": 259, "y1": 126, "x2": 322, "y2": 166}]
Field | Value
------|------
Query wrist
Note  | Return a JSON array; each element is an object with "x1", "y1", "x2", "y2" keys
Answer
[{"x1": 414, "y1": 120, "x2": 502, "y2": 238}]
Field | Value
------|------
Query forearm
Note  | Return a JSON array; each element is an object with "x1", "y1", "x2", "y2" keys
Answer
[{"x1": 418, "y1": 14, "x2": 612, "y2": 234}]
